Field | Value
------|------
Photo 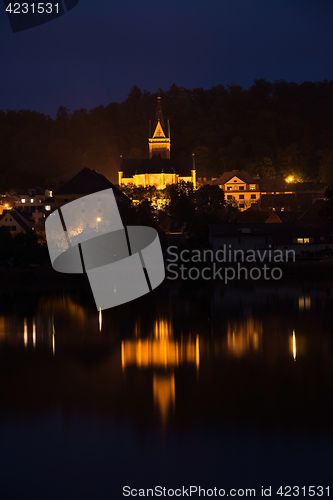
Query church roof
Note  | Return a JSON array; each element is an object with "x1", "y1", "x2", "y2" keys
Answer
[
  {"x1": 152, "y1": 120, "x2": 166, "y2": 139},
  {"x1": 121, "y1": 156, "x2": 194, "y2": 177},
  {"x1": 55, "y1": 168, "x2": 129, "y2": 201},
  {"x1": 155, "y1": 96, "x2": 165, "y2": 128},
  {"x1": 150, "y1": 96, "x2": 169, "y2": 138}
]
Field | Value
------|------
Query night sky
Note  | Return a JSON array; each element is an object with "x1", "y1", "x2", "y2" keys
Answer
[{"x1": 1, "y1": 0, "x2": 333, "y2": 116}]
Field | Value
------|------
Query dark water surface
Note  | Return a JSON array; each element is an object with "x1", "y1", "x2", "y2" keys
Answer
[{"x1": 0, "y1": 277, "x2": 333, "y2": 499}]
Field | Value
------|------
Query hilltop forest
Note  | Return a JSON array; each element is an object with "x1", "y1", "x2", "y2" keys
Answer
[{"x1": 1, "y1": 79, "x2": 333, "y2": 190}]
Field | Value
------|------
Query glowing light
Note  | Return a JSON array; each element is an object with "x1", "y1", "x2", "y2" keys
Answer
[
  {"x1": 226, "y1": 318, "x2": 262, "y2": 357},
  {"x1": 299, "y1": 296, "x2": 311, "y2": 310},
  {"x1": 196, "y1": 334, "x2": 200, "y2": 369},
  {"x1": 293, "y1": 330, "x2": 297, "y2": 361},
  {"x1": 52, "y1": 316, "x2": 56, "y2": 357},
  {"x1": 121, "y1": 337, "x2": 197, "y2": 368},
  {"x1": 32, "y1": 320, "x2": 36, "y2": 348},
  {"x1": 4, "y1": 204, "x2": 8, "y2": 208},
  {"x1": 153, "y1": 373, "x2": 175, "y2": 427},
  {"x1": 253, "y1": 332, "x2": 259, "y2": 350},
  {"x1": 154, "y1": 318, "x2": 173, "y2": 338},
  {"x1": 121, "y1": 341, "x2": 125, "y2": 370},
  {"x1": 97, "y1": 217, "x2": 101, "y2": 222},
  {"x1": 286, "y1": 176, "x2": 294, "y2": 183},
  {"x1": 21, "y1": 199, "x2": 25, "y2": 203},
  {"x1": 30, "y1": 199, "x2": 34, "y2": 203},
  {"x1": 24, "y1": 318, "x2": 28, "y2": 347},
  {"x1": 99, "y1": 308, "x2": 102, "y2": 332}
]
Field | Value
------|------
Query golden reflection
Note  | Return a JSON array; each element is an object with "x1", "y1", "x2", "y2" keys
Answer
[
  {"x1": 24, "y1": 318, "x2": 28, "y2": 348},
  {"x1": 0, "y1": 317, "x2": 6, "y2": 342},
  {"x1": 299, "y1": 296, "x2": 311, "y2": 310},
  {"x1": 153, "y1": 373, "x2": 175, "y2": 427},
  {"x1": 253, "y1": 332, "x2": 259, "y2": 350},
  {"x1": 122, "y1": 338, "x2": 180, "y2": 367},
  {"x1": 39, "y1": 295, "x2": 86, "y2": 324},
  {"x1": 226, "y1": 317, "x2": 262, "y2": 357},
  {"x1": 154, "y1": 318, "x2": 173, "y2": 338},
  {"x1": 121, "y1": 318, "x2": 199, "y2": 427},
  {"x1": 32, "y1": 320, "x2": 36, "y2": 348},
  {"x1": 121, "y1": 341, "x2": 125, "y2": 370},
  {"x1": 121, "y1": 332, "x2": 197, "y2": 369},
  {"x1": 289, "y1": 330, "x2": 297, "y2": 361},
  {"x1": 52, "y1": 316, "x2": 56, "y2": 357},
  {"x1": 99, "y1": 308, "x2": 102, "y2": 332},
  {"x1": 196, "y1": 335, "x2": 200, "y2": 370}
]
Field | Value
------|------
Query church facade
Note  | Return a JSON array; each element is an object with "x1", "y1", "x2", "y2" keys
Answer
[{"x1": 118, "y1": 97, "x2": 196, "y2": 189}]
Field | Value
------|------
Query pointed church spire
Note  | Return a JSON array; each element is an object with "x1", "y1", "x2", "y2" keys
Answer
[
  {"x1": 149, "y1": 94, "x2": 171, "y2": 159},
  {"x1": 155, "y1": 93, "x2": 165, "y2": 129}
]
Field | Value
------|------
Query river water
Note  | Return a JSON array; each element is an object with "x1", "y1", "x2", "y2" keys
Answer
[{"x1": 0, "y1": 277, "x2": 332, "y2": 499}]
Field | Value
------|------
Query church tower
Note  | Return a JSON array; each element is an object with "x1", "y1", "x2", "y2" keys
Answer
[{"x1": 148, "y1": 96, "x2": 171, "y2": 159}]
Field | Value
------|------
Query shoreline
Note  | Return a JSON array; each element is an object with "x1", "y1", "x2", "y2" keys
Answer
[{"x1": 1, "y1": 258, "x2": 333, "y2": 293}]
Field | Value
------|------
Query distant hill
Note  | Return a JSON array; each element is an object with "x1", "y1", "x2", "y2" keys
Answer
[{"x1": 1, "y1": 80, "x2": 333, "y2": 190}]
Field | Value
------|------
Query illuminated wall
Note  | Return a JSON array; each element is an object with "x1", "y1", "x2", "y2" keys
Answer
[{"x1": 120, "y1": 171, "x2": 196, "y2": 190}]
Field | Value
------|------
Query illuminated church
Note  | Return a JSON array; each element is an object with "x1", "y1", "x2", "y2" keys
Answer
[{"x1": 118, "y1": 96, "x2": 196, "y2": 189}]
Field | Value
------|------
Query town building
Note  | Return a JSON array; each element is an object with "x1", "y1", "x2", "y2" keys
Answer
[
  {"x1": 212, "y1": 170, "x2": 261, "y2": 210},
  {"x1": 209, "y1": 220, "x2": 333, "y2": 260},
  {"x1": 211, "y1": 170, "x2": 296, "y2": 211},
  {"x1": 0, "y1": 208, "x2": 33, "y2": 235},
  {"x1": 14, "y1": 188, "x2": 54, "y2": 223},
  {"x1": 54, "y1": 167, "x2": 130, "y2": 210},
  {"x1": 118, "y1": 97, "x2": 196, "y2": 189},
  {"x1": 1, "y1": 187, "x2": 54, "y2": 222}
]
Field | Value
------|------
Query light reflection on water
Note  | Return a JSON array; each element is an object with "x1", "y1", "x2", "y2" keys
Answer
[
  {"x1": 0, "y1": 284, "x2": 332, "y2": 427},
  {"x1": 0, "y1": 281, "x2": 333, "y2": 498}
]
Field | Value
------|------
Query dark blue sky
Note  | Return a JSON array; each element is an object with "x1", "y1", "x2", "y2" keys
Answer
[{"x1": 1, "y1": 0, "x2": 333, "y2": 116}]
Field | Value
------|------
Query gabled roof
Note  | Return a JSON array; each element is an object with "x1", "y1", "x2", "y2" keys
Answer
[
  {"x1": 121, "y1": 156, "x2": 194, "y2": 177},
  {"x1": 296, "y1": 199, "x2": 330, "y2": 228},
  {"x1": 213, "y1": 170, "x2": 257, "y2": 185},
  {"x1": 265, "y1": 212, "x2": 283, "y2": 223},
  {"x1": 0, "y1": 208, "x2": 32, "y2": 234},
  {"x1": 54, "y1": 168, "x2": 129, "y2": 201},
  {"x1": 298, "y1": 199, "x2": 326, "y2": 221}
]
